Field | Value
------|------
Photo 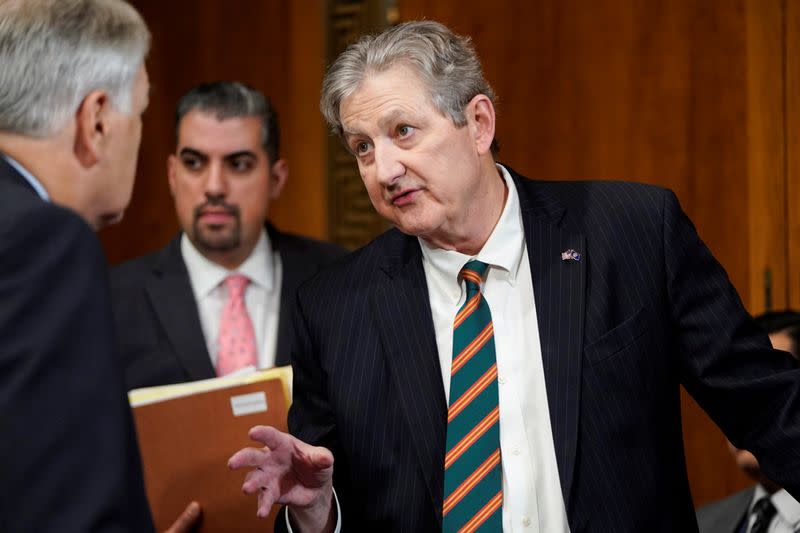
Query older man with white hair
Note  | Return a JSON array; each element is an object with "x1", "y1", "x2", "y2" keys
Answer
[{"x1": 0, "y1": 1, "x2": 196, "y2": 531}]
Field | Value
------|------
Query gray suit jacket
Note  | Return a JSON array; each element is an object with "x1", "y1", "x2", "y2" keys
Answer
[{"x1": 696, "y1": 487, "x2": 753, "y2": 533}]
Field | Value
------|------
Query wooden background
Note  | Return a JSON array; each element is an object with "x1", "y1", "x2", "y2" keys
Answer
[{"x1": 107, "y1": 0, "x2": 800, "y2": 507}]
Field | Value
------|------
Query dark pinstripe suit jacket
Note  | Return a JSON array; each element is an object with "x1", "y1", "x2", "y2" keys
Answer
[{"x1": 287, "y1": 167, "x2": 800, "y2": 532}]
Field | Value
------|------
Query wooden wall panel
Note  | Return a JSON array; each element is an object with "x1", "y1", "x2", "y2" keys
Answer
[
  {"x1": 400, "y1": 0, "x2": 782, "y2": 506},
  {"x1": 100, "y1": 0, "x2": 327, "y2": 264},
  {"x1": 788, "y1": 0, "x2": 800, "y2": 309}
]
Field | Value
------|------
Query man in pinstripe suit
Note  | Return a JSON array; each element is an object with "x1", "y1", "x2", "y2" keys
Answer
[{"x1": 229, "y1": 21, "x2": 800, "y2": 532}]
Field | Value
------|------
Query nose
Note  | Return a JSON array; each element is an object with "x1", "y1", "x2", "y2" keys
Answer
[
  {"x1": 204, "y1": 160, "x2": 227, "y2": 198},
  {"x1": 373, "y1": 141, "x2": 405, "y2": 187}
]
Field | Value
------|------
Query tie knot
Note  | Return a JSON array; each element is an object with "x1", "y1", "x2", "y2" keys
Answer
[
  {"x1": 751, "y1": 496, "x2": 777, "y2": 533},
  {"x1": 460, "y1": 260, "x2": 488, "y2": 295},
  {"x1": 223, "y1": 274, "x2": 250, "y2": 297}
]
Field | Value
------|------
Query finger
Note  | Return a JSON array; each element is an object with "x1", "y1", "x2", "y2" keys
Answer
[
  {"x1": 228, "y1": 446, "x2": 270, "y2": 470},
  {"x1": 308, "y1": 446, "x2": 334, "y2": 470},
  {"x1": 162, "y1": 501, "x2": 201, "y2": 533},
  {"x1": 248, "y1": 425, "x2": 289, "y2": 449},
  {"x1": 295, "y1": 443, "x2": 334, "y2": 470},
  {"x1": 241, "y1": 468, "x2": 271, "y2": 495},
  {"x1": 256, "y1": 485, "x2": 276, "y2": 518}
]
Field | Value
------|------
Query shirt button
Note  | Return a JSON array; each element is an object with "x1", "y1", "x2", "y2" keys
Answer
[
  {"x1": 522, "y1": 516, "x2": 531, "y2": 527},
  {"x1": 498, "y1": 376, "x2": 506, "y2": 384},
  {"x1": 513, "y1": 448, "x2": 521, "y2": 456}
]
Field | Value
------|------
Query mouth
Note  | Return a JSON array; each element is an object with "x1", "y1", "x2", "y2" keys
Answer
[
  {"x1": 199, "y1": 212, "x2": 234, "y2": 225},
  {"x1": 195, "y1": 204, "x2": 238, "y2": 226},
  {"x1": 390, "y1": 188, "x2": 420, "y2": 207}
]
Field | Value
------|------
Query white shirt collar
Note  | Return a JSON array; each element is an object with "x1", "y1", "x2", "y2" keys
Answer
[
  {"x1": 418, "y1": 163, "x2": 525, "y2": 301},
  {"x1": 181, "y1": 227, "x2": 274, "y2": 297},
  {"x1": 2, "y1": 154, "x2": 50, "y2": 201},
  {"x1": 752, "y1": 484, "x2": 800, "y2": 527}
]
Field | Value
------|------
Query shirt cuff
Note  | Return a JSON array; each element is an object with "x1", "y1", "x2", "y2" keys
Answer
[{"x1": 283, "y1": 487, "x2": 341, "y2": 533}]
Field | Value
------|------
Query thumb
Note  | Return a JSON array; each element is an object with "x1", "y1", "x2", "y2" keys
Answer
[{"x1": 305, "y1": 445, "x2": 334, "y2": 470}]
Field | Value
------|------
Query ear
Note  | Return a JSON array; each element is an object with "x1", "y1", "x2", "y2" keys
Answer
[
  {"x1": 465, "y1": 94, "x2": 496, "y2": 156},
  {"x1": 268, "y1": 158, "x2": 289, "y2": 200},
  {"x1": 167, "y1": 154, "x2": 178, "y2": 196},
  {"x1": 73, "y1": 90, "x2": 111, "y2": 168}
]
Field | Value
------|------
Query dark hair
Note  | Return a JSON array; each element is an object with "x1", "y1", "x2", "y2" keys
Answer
[
  {"x1": 175, "y1": 81, "x2": 280, "y2": 162},
  {"x1": 754, "y1": 310, "x2": 800, "y2": 357}
]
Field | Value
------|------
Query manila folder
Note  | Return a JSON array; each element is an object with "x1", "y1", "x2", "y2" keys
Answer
[{"x1": 129, "y1": 367, "x2": 291, "y2": 531}]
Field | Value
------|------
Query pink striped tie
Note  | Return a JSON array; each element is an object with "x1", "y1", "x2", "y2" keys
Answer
[{"x1": 216, "y1": 274, "x2": 257, "y2": 376}]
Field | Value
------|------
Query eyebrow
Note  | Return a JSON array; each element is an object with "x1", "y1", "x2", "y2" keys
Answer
[
  {"x1": 178, "y1": 148, "x2": 258, "y2": 160},
  {"x1": 342, "y1": 108, "x2": 414, "y2": 140}
]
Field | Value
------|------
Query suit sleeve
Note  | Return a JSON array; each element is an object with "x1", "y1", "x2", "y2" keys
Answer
[
  {"x1": 279, "y1": 286, "x2": 353, "y2": 532},
  {"x1": 661, "y1": 190, "x2": 800, "y2": 496},
  {"x1": 0, "y1": 204, "x2": 154, "y2": 532}
]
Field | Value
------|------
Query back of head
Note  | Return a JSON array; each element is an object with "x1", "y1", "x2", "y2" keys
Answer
[
  {"x1": 0, "y1": 0, "x2": 150, "y2": 138},
  {"x1": 175, "y1": 81, "x2": 280, "y2": 163},
  {"x1": 320, "y1": 20, "x2": 496, "y2": 140}
]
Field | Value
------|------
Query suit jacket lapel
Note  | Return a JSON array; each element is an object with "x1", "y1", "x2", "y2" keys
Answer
[
  {"x1": 146, "y1": 236, "x2": 216, "y2": 380},
  {"x1": 370, "y1": 231, "x2": 447, "y2": 525},
  {"x1": 512, "y1": 169, "x2": 585, "y2": 512},
  {"x1": 268, "y1": 224, "x2": 314, "y2": 367}
]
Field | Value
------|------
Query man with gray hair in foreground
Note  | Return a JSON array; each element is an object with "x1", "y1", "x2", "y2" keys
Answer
[
  {"x1": 229, "y1": 20, "x2": 800, "y2": 532},
  {"x1": 0, "y1": 1, "x2": 196, "y2": 530}
]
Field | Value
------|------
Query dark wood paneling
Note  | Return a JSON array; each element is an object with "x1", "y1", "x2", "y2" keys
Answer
[{"x1": 101, "y1": 0, "x2": 327, "y2": 264}]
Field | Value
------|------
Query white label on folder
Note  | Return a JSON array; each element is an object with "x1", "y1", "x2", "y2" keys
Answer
[{"x1": 230, "y1": 392, "x2": 268, "y2": 417}]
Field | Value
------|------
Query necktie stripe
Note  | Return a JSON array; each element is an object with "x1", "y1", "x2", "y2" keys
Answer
[
  {"x1": 456, "y1": 491, "x2": 503, "y2": 533},
  {"x1": 447, "y1": 364, "x2": 498, "y2": 422},
  {"x1": 453, "y1": 293, "x2": 481, "y2": 329},
  {"x1": 445, "y1": 406, "x2": 500, "y2": 469},
  {"x1": 443, "y1": 449, "x2": 501, "y2": 515},
  {"x1": 461, "y1": 270, "x2": 482, "y2": 285},
  {"x1": 451, "y1": 323, "x2": 494, "y2": 375}
]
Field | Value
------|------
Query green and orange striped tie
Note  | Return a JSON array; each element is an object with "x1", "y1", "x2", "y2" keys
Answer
[{"x1": 443, "y1": 260, "x2": 503, "y2": 533}]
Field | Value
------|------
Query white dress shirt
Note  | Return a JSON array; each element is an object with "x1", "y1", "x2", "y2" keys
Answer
[
  {"x1": 419, "y1": 164, "x2": 570, "y2": 532},
  {"x1": 180, "y1": 228, "x2": 282, "y2": 370},
  {"x1": 747, "y1": 485, "x2": 800, "y2": 533}
]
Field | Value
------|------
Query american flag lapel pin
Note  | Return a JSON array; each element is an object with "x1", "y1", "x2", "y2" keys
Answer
[{"x1": 561, "y1": 249, "x2": 581, "y2": 262}]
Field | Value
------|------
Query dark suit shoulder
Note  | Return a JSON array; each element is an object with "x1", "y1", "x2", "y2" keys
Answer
[
  {"x1": 109, "y1": 239, "x2": 177, "y2": 290},
  {"x1": 300, "y1": 229, "x2": 412, "y2": 298},
  {"x1": 527, "y1": 176, "x2": 675, "y2": 215},
  {"x1": 0, "y1": 193, "x2": 101, "y2": 277},
  {"x1": 272, "y1": 229, "x2": 348, "y2": 265}
]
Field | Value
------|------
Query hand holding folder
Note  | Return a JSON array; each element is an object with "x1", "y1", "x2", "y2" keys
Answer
[{"x1": 129, "y1": 366, "x2": 292, "y2": 532}]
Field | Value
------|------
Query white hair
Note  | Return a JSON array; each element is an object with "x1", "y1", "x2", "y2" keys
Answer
[{"x1": 0, "y1": 0, "x2": 150, "y2": 137}]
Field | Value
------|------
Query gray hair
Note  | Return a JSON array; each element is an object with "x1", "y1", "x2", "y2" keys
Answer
[
  {"x1": 0, "y1": 0, "x2": 150, "y2": 137},
  {"x1": 321, "y1": 20, "x2": 497, "y2": 144},
  {"x1": 175, "y1": 81, "x2": 280, "y2": 163}
]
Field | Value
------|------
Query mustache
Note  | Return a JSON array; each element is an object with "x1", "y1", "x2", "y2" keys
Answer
[{"x1": 193, "y1": 198, "x2": 240, "y2": 219}]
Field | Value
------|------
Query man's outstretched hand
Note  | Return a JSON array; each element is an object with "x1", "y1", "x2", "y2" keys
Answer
[{"x1": 228, "y1": 426, "x2": 335, "y2": 532}]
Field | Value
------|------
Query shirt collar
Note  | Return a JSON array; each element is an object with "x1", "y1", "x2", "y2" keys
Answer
[
  {"x1": 419, "y1": 163, "x2": 525, "y2": 301},
  {"x1": 768, "y1": 487, "x2": 800, "y2": 526},
  {"x1": 2, "y1": 154, "x2": 50, "y2": 201},
  {"x1": 181, "y1": 227, "x2": 274, "y2": 297}
]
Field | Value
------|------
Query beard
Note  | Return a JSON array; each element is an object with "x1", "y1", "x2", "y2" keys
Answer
[{"x1": 191, "y1": 199, "x2": 242, "y2": 252}]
